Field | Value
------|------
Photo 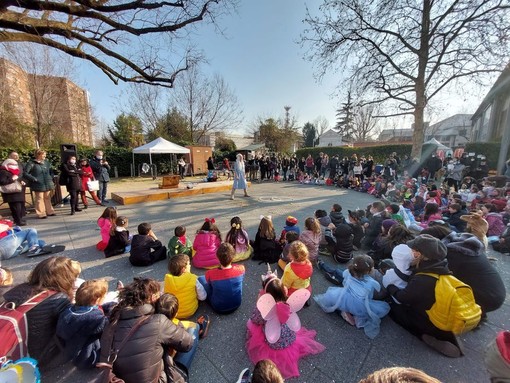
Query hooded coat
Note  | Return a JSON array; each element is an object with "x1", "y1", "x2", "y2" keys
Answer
[{"x1": 443, "y1": 233, "x2": 506, "y2": 313}]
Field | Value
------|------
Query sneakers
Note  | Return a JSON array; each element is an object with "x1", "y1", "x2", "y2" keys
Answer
[
  {"x1": 421, "y1": 334, "x2": 462, "y2": 358},
  {"x1": 236, "y1": 368, "x2": 251, "y2": 383},
  {"x1": 197, "y1": 315, "x2": 211, "y2": 339},
  {"x1": 27, "y1": 246, "x2": 42, "y2": 256},
  {"x1": 341, "y1": 311, "x2": 356, "y2": 326},
  {"x1": 324, "y1": 271, "x2": 342, "y2": 286}
]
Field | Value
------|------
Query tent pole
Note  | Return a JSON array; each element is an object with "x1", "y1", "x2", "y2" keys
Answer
[{"x1": 132, "y1": 152, "x2": 135, "y2": 177}]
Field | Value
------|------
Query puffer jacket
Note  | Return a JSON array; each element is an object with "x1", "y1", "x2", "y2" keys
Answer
[
  {"x1": 192, "y1": 230, "x2": 221, "y2": 269},
  {"x1": 103, "y1": 304, "x2": 193, "y2": 383},
  {"x1": 61, "y1": 163, "x2": 82, "y2": 192},
  {"x1": 443, "y1": 232, "x2": 506, "y2": 313},
  {"x1": 2, "y1": 283, "x2": 71, "y2": 368},
  {"x1": 24, "y1": 159, "x2": 54, "y2": 192},
  {"x1": 485, "y1": 212, "x2": 505, "y2": 237}
]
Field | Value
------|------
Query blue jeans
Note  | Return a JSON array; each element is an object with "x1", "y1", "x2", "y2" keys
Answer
[
  {"x1": 318, "y1": 261, "x2": 346, "y2": 284},
  {"x1": 174, "y1": 324, "x2": 199, "y2": 373},
  {"x1": 0, "y1": 228, "x2": 46, "y2": 260},
  {"x1": 98, "y1": 181, "x2": 108, "y2": 202}
]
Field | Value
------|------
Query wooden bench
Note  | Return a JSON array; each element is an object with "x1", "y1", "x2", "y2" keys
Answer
[{"x1": 158, "y1": 175, "x2": 180, "y2": 189}]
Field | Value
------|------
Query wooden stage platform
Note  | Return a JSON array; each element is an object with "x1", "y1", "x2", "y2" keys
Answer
[{"x1": 111, "y1": 180, "x2": 245, "y2": 205}]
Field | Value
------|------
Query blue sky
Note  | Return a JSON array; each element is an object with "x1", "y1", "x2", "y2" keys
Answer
[{"x1": 77, "y1": 0, "x2": 484, "y2": 137}]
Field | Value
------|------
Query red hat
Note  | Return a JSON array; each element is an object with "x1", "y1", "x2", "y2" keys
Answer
[{"x1": 286, "y1": 216, "x2": 298, "y2": 225}]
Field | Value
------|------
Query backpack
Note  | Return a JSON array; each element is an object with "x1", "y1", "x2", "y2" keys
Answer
[
  {"x1": 418, "y1": 272, "x2": 481, "y2": 334},
  {"x1": 0, "y1": 290, "x2": 56, "y2": 359}
]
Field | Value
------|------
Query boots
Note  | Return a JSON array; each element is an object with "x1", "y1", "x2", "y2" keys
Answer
[{"x1": 80, "y1": 192, "x2": 88, "y2": 209}]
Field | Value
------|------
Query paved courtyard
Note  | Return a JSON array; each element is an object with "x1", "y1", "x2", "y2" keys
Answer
[{"x1": 2, "y1": 178, "x2": 509, "y2": 382}]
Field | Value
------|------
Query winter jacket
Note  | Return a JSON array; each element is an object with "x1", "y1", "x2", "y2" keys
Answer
[
  {"x1": 362, "y1": 213, "x2": 385, "y2": 249},
  {"x1": 282, "y1": 261, "x2": 313, "y2": 296},
  {"x1": 252, "y1": 230, "x2": 281, "y2": 263},
  {"x1": 89, "y1": 157, "x2": 110, "y2": 182},
  {"x1": 79, "y1": 164, "x2": 95, "y2": 191},
  {"x1": 0, "y1": 168, "x2": 25, "y2": 203},
  {"x1": 329, "y1": 211, "x2": 346, "y2": 227},
  {"x1": 24, "y1": 159, "x2": 54, "y2": 192},
  {"x1": 2, "y1": 283, "x2": 71, "y2": 368},
  {"x1": 317, "y1": 216, "x2": 335, "y2": 246},
  {"x1": 129, "y1": 234, "x2": 165, "y2": 266},
  {"x1": 192, "y1": 231, "x2": 221, "y2": 269},
  {"x1": 485, "y1": 213, "x2": 506, "y2": 237},
  {"x1": 445, "y1": 211, "x2": 467, "y2": 232},
  {"x1": 349, "y1": 223, "x2": 364, "y2": 249},
  {"x1": 443, "y1": 233, "x2": 506, "y2": 313},
  {"x1": 61, "y1": 163, "x2": 82, "y2": 192},
  {"x1": 102, "y1": 304, "x2": 193, "y2": 383},
  {"x1": 167, "y1": 235, "x2": 192, "y2": 257},
  {"x1": 97, "y1": 218, "x2": 112, "y2": 245},
  {"x1": 205, "y1": 265, "x2": 245, "y2": 314},
  {"x1": 299, "y1": 230, "x2": 321, "y2": 262},
  {"x1": 57, "y1": 305, "x2": 108, "y2": 369},
  {"x1": 104, "y1": 228, "x2": 130, "y2": 258}
]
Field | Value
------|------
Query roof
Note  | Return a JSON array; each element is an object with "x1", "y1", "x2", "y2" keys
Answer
[
  {"x1": 237, "y1": 143, "x2": 266, "y2": 151},
  {"x1": 132, "y1": 137, "x2": 190, "y2": 154}
]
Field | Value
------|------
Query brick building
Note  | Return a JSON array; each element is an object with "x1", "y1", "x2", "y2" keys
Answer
[{"x1": 0, "y1": 57, "x2": 93, "y2": 147}]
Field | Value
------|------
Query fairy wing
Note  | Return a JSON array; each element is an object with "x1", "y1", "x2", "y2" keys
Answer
[
  {"x1": 285, "y1": 288, "x2": 311, "y2": 332},
  {"x1": 257, "y1": 293, "x2": 281, "y2": 344}
]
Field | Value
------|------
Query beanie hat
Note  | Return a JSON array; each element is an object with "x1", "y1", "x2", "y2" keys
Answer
[
  {"x1": 382, "y1": 219, "x2": 398, "y2": 232},
  {"x1": 406, "y1": 234, "x2": 447, "y2": 260},
  {"x1": 286, "y1": 216, "x2": 298, "y2": 226}
]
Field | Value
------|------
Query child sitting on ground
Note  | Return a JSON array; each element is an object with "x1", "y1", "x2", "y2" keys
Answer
[
  {"x1": 314, "y1": 209, "x2": 336, "y2": 252},
  {"x1": 299, "y1": 217, "x2": 321, "y2": 264},
  {"x1": 104, "y1": 216, "x2": 131, "y2": 258},
  {"x1": 192, "y1": 218, "x2": 222, "y2": 269},
  {"x1": 225, "y1": 216, "x2": 253, "y2": 262},
  {"x1": 0, "y1": 266, "x2": 13, "y2": 287},
  {"x1": 57, "y1": 279, "x2": 109, "y2": 369},
  {"x1": 329, "y1": 203, "x2": 345, "y2": 227},
  {"x1": 381, "y1": 244, "x2": 414, "y2": 304},
  {"x1": 279, "y1": 216, "x2": 300, "y2": 245},
  {"x1": 199, "y1": 243, "x2": 245, "y2": 314},
  {"x1": 278, "y1": 231, "x2": 300, "y2": 270},
  {"x1": 314, "y1": 254, "x2": 390, "y2": 339},
  {"x1": 164, "y1": 254, "x2": 207, "y2": 319},
  {"x1": 129, "y1": 222, "x2": 167, "y2": 266},
  {"x1": 347, "y1": 210, "x2": 364, "y2": 251},
  {"x1": 252, "y1": 216, "x2": 282, "y2": 264},
  {"x1": 96, "y1": 207, "x2": 117, "y2": 251},
  {"x1": 282, "y1": 241, "x2": 313, "y2": 296},
  {"x1": 167, "y1": 225, "x2": 193, "y2": 258},
  {"x1": 246, "y1": 271, "x2": 325, "y2": 379},
  {"x1": 237, "y1": 359, "x2": 285, "y2": 383}
]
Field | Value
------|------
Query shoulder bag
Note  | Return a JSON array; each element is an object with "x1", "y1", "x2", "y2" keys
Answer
[
  {"x1": 0, "y1": 181, "x2": 22, "y2": 194},
  {"x1": 92, "y1": 316, "x2": 151, "y2": 383}
]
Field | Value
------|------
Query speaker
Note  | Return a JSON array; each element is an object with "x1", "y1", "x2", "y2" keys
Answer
[{"x1": 60, "y1": 144, "x2": 77, "y2": 163}]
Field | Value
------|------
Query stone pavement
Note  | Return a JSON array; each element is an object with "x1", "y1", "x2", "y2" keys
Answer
[{"x1": 2, "y1": 178, "x2": 509, "y2": 383}]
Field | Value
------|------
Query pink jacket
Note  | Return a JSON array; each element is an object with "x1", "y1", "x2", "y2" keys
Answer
[
  {"x1": 98, "y1": 217, "x2": 112, "y2": 244},
  {"x1": 192, "y1": 231, "x2": 221, "y2": 269},
  {"x1": 419, "y1": 213, "x2": 442, "y2": 229},
  {"x1": 299, "y1": 230, "x2": 321, "y2": 262},
  {"x1": 486, "y1": 213, "x2": 505, "y2": 237}
]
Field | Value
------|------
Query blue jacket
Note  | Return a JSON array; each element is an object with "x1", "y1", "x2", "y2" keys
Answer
[{"x1": 56, "y1": 305, "x2": 108, "y2": 369}]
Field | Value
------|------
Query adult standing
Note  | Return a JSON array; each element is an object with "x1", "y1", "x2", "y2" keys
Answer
[
  {"x1": 24, "y1": 149, "x2": 56, "y2": 219},
  {"x1": 61, "y1": 155, "x2": 83, "y2": 215},
  {"x1": 78, "y1": 157, "x2": 102, "y2": 208},
  {"x1": 100, "y1": 278, "x2": 197, "y2": 383},
  {"x1": 0, "y1": 152, "x2": 27, "y2": 226},
  {"x1": 2, "y1": 257, "x2": 74, "y2": 369},
  {"x1": 178, "y1": 157, "x2": 187, "y2": 179},
  {"x1": 230, "y1": 153, "x2": 249, "y2": 200},
  {"x1": 387, "y1": 235, "x2": 463, "y2": 357},
  {"x1": 90, "y1": 150, "x2": 111, "y2": 205}
]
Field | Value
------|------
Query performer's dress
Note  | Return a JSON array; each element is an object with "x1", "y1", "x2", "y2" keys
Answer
[{"x1": 246, "y1": 308, "x2": 325, "y2": 379}]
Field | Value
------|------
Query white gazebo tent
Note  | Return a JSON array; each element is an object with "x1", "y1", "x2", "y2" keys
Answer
[
  {"x1": 422, "y1": 137, "x2": 452, "y2": 161},
  {"x1": 132, "y1": 137, "x2": 190, "y2": 174}
]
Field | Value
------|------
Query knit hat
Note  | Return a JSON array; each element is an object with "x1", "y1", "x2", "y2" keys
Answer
[
  {"x1": 406, "y1": 234, "x2": 447, "y2": 260},
  {"x1": 391, "y1": 244, "x2": 414, "y2": 274},
  {"x1": 382, "y1": 219, "x2": 398, "y2": 232},
  {"x1": 286, "y1": 216, "x2": 298, "y2": 226}
]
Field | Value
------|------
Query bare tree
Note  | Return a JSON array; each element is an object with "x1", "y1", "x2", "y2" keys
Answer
[
  {"x1": 302, "y1": 0, "x2": 510, "y2": 158},
  {"x1": 0, "y1": 0, "x2": 236, "y2": 87},
  {"x1": 1, "y1": 44, "x2": 83, "y2": 147},
  {"x1": 353, "y1": 105, "x2": 380, "y2": 142},
  {"x1": 313, "y1": 116, "x2": 330, "y2": 136},
  {"x1": 172, "y1": 65, "x2": 243, "y2": 143}
]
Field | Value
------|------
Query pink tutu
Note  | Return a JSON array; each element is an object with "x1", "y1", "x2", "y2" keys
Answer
[{"x1": 246, "y1": 320, "x2": 325, "y2": 379}]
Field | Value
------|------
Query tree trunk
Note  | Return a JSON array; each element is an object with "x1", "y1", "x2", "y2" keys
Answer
[{"x1": 411, "y1": 0, "x2": 431, "y2": 160}]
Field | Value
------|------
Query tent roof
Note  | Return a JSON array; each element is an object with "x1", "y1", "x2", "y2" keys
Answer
[
  {"x1": 423, "y1": 137, "x2": 451, "y2": 150},
  {"x1": 132, "y1": 137, "x2": 190, "y2": 154}
]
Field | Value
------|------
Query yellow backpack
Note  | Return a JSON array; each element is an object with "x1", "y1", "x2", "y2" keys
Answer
[{"x1": 418, "y1": 272, "x2": 482, "y2": 334}]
